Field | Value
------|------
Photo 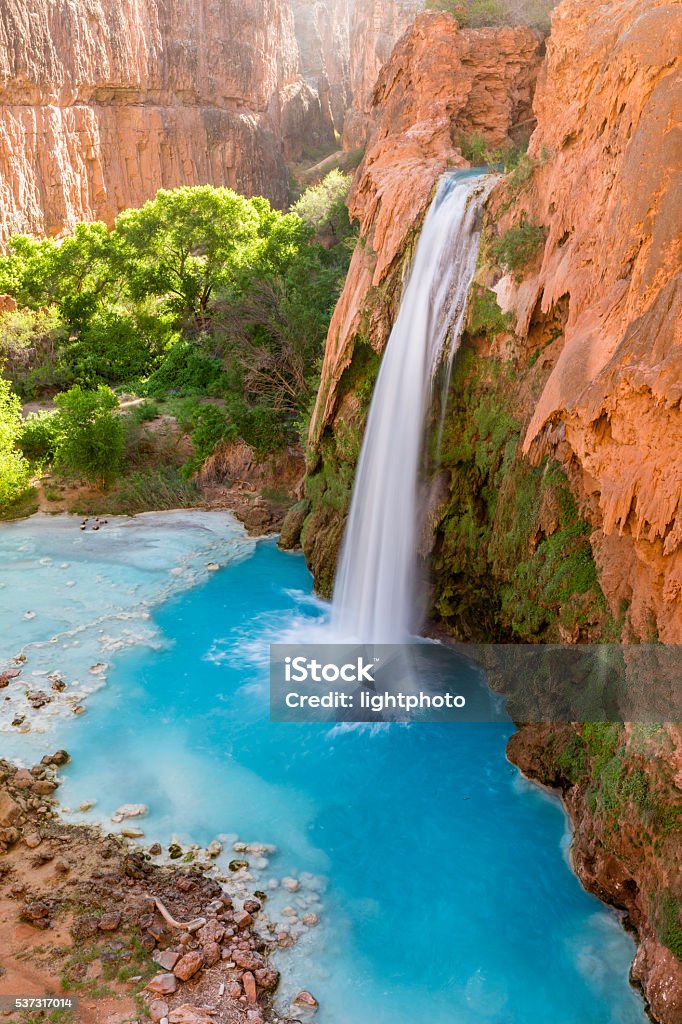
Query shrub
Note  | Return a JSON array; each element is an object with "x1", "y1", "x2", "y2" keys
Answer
[
  {"x1": 60, "y1": 308, "x2": 165, "y2": 385},
  {"x1": 145, "y1": 341, "x2": 224, "y2": 397},
  {"x1": 53, "y1": 385, "x2": 124, "y2": 487},
  {"x1": 179, "y1": 403, "x2": 238, "y2": 475},
  {"x1": 291, "y1": 170, "x2": 353, "y2": 240},
  {"x1": 493, "y1": 220, "x2": 547, "y2": 275},
  {"x1": 0, "y1": 375, "x2": 31, "y2": 507},
  {"x1": 468, "y1": 287, "x2": 513, "y2": 338},
  {"x1": 19, "y1": 410, "x2": 60, "y2": 463},
  {"x1": 424, "y1": 0, "x2": 555, "y2": 31}
]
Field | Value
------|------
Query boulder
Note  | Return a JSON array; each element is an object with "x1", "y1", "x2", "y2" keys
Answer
[
  {"x1": 149, "y1": 1000, "x2": 170, "y2": 1023},
  {"x1": 173, "y1": 951, "x2": 204, "y2": 981},
  {"x1": 0, "y1": 790, "x2": 20, "y2": 827},
  {"x1": 145, "y1": 973, "x2": 178, "y2": 996},
  {"x1": 168, "y1": 1006, "x2": 215, "y2": 1024},
  {"x1": 154, "y1": 949, "x2": 181, "y2": 971},
  {"x1": 243, "y1": 971, "x2": 257, "y2": 1003}
]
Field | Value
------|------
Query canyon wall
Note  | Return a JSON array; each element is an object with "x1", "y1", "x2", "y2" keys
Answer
[
  {"x1": 0, "y1": 0, "x2": 333, "y2": 239},
  {"x1": 342, "y1": 0, "x2": 423, "y2": 149},
  {"x1": 492, "y1": 0, "x2": 682, "y2": 642},
  {"x1": 291, "y1": 0, "x2": 354, "y2": 134},
  {"x1": 309, "y1": 12, "x2": 542, "y2": 447},
  {"x1": 304, "y1": 0, "x2": 682, "y2": 642}
]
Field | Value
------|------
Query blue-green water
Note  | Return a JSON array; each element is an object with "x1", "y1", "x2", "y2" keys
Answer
[{"x1": 0, "y1": 514, "x2": 647, "y2": 1024}]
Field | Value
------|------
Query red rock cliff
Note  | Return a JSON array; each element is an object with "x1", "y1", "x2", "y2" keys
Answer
[
  {"x1": 291, "y1": 0, "x2": 354, "y2": 133},
  {"x1": 342, "y1": 0, "x2": 423, "y2": 149},
  {"x1": 0, "y1": 0, "x2": 331, "y2": 238},
  {"x1": 309, "y1": 12, "x2": 543, "y2": 445},
  {"x1": 494, "y1": 0, "x2": 682, "y2": 641}
]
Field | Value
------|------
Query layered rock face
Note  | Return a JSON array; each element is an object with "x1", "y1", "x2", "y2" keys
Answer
[
  {"x1": 342, "y1": 0, "x2": 422, "y2": 149},
  {"x1": 495, "y1": 0, "x2": 682, "y2": 641},
  {"x1": 0, "y1": 0, "x2": 331, "y2": 239},
  {"x1": 291, "y1": 0, "x2": 354, "y2": 133},
  {"x1": 309, "y1": 12, "x2": 542, "y2": 448}
]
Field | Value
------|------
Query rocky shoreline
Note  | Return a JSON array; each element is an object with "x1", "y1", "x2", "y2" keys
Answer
[{"x1": 0, "y1": 756, "x2": 318, "y2": 1024}]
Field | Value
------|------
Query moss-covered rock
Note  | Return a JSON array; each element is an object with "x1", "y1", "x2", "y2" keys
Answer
[{"x1": 430, "y1": 343, "x2": 610, "y2": 641}]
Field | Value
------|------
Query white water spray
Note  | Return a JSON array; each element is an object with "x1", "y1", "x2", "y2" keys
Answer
[{"x1": 331, "y1": 172, "x2": 496, "y2": 643}]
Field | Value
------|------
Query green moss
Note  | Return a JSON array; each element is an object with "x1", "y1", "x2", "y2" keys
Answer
[
  {"x1": 492, "y1": 219, "x2": 547, "y2": 276},
  {"x1": 431, "y1": 346, "x2": 607, "y2": 641},
  {"x1": 653, "y1": 889, "x2": 682, "y2": 960},
  {"x1": 557, "y1": 734, "x2": 589, "y2": 784},
  {"x1": 468, "y1": 286, "x2": 513, "y2": 339}
]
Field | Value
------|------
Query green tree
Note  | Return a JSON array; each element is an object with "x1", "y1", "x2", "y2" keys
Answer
[
  {"x1": 0, "y1": 375, "x2": 31, "y2": 507},
  {"x1": 291, "y1": 170, "x2": 353, "y2": 240},
  {"x1": 53, "y1": 385, "x2": 124, "y2": 487},
  {"x1": 114, "y1": 186, "x2": 262, "y2": 321}
]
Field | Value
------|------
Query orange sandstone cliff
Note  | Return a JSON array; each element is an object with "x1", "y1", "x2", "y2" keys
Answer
[
  {"x1": 493, "y1": 0, "x2": 682, "y2": 642},
  {"x1": 342, "y1": 0, "x2": 423, "y2": 149},
  {"x1": 0, "y1": 0, "x2": 332, "y2": 239}
]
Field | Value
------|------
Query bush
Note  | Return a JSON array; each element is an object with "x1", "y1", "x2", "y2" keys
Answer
[
  {"x1": 424, "y1": 0, "x2": 555, "y2": 31},
  {"x1": 493, "y1": 220, "x2": 547, "y2": 275},
  {"x1": 0, "y1": 375, "x2": 31, "y2": 507},
  {"x1": 145, "y1": 341, "x2": 224, "y2": 397},
  {"x1": 228, "y1": 400, "x2": 286, "y2": 457},
  {"x1": 468, "y1": 287, "x2": 513, "y2": 338},
  {"x1": 291, "y1": 170, "x2": 353, "y2": 240},
  {"x1": 19, "y1": 410, "x2": 60, "y2": 463},
  {"x1": 53, "y1": 385, "x2": 124, "y2": 487},
  {"x1": 179, "y1": 403, "x2": 238, "y2": 475},
  {"x1": 61, "y1": 309, "x2": 166, "y2": 385}
]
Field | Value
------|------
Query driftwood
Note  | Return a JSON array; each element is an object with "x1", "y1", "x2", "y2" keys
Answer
[{"x1": 146, "y1": 894, "x2": 206, "y2": 933}]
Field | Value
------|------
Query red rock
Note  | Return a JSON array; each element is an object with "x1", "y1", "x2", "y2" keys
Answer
[
  {"x1": 231, "y1": 949, "x2": 264, "y2": 971},
  {"x1": 294, "y1": 990, "x2": 319, "y2": 1008},
  {"x1": 493, "y1": 0, "x2": 682, "y2": 643},
  {"x1": 173, "y1": 951, "x2": 204, "y2": 982},
  {"x1": 149, "y1": 999, "x2": 170, "y2": 1023},
  {"x1": 202, "y1": 942, "x2": 221, "y2": 968},
  {"x1": 145, "y1": 973, "x2": 178, "y2": 996},
  {"x1": 98, "y1": 911, "x2": 121, "y2": 931},
  {"x1": 155, "y1": 949, "x2": 181, "y2": 971},
  {"x1": 0, "y1": 0, "x2": 333, "y2": 240},
  {"x1": 309, "y1": 13, "x2": 542, "y2": 450},
  {"x1": 233, "y1": 909, "x2": 253, "y2": 931},
  {"x1": 168, "y1": 1006, "x2": 215, "y2": 1024},
  {"x1": 343, "y1": 0, "x2": 421, "y2": 149},
  {"x1": 242, "y1": 971, "x2": 257, "y2": 1003},
  {"x1": 254, "y1": 968, "x2": 279, "y2": 991},
  {"x1": 196, "y1": 919, "x2": 224, "y2": 945},
  {"x1": 13, "y1": 770, "x2": 33, "y2": 789},
  {"x1": 0, "y1": 791, "x2": 20, "y2": 827}
]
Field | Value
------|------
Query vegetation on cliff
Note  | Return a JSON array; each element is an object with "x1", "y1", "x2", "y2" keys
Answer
[
  {"x1": 430, "y1": 344, "x2": 610, "y2": 641},
  {"x1": 424, "y1": 0, "x2": 555, "y2": 31},
  {"x1": 508, "y1": 723, "x2": 682, "y2": 967}
]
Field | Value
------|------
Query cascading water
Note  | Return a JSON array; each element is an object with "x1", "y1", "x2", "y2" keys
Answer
[{"x1": 332, "y1": 170, "x2": 496, "y2": 643}]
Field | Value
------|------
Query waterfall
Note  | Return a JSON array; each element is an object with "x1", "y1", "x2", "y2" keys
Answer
[{"x1": 331, "y1": 171, "x2": 495, "y2": 643}]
